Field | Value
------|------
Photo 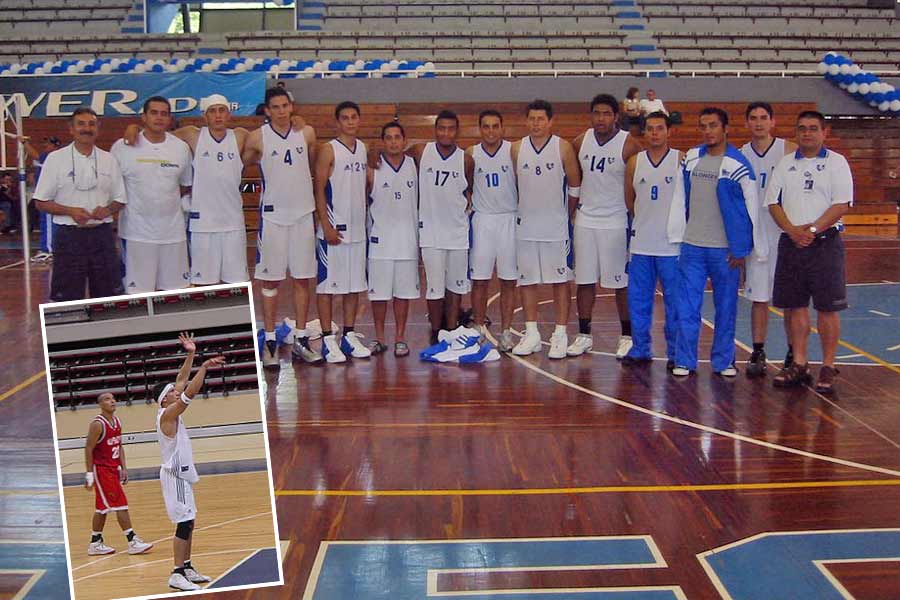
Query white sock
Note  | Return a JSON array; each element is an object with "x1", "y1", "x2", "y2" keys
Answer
[
  {"x1": 554, "y1": 324, "x2": 567, "y2": 335},
  {"x1": 525, "y1": 321, "x2": 539, "y2": 335},
  {"x1": 265, "y1": 331, "x2": 276, "y2": 341},
  {"x1": 295, "y1": 328, "x2": 308, "y2": 339}
]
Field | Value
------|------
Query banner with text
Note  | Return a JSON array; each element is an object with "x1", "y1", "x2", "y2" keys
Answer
[{"x1": 0, "y1": 72, "x2": 265, "y2": 118}]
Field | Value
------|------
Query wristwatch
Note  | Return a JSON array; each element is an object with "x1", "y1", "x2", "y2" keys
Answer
[{"x1": 808, "y1": 226, "x2": 818, "y2": 234}]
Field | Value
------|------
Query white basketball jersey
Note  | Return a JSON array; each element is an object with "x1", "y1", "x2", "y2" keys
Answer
[
  {"x1": 189, "y1": 128, "x2": 244, "y2": 233},
  {"x1": 316, "y1": 138, "x2": 367, "y2": 243},
  {"x1": 157, "y1": 407, "x2": 199, "y2": 484},
  {"x1": 631, "y1": 149, "x2": 681, "y2": 257},
  {"x1": 368, "y1": 155, "x2": 419, "y2": 260},
  {"x1": 471, "y1": 141, "x2": 517, "y2": 214},
  {"x1": 260, "y1": 124, "x2": 315, "y2": 225},
  {"x1": 577, "y1": 128, "x2": 629, "y2": 229},
  {"x1": 418, "y1": 142, "x2": 469, "y2": 250},
  {"x1": 516, "y1": 135, "x2": 568, "y2": 242}
]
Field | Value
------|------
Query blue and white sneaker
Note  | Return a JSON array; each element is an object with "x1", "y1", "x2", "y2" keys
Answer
[
  {"x1": 340, "y1": 332, "x2": 371, "y2": 359},
  {"x1": 322, "y1": 334, "x2": 347, "y2": 363}
]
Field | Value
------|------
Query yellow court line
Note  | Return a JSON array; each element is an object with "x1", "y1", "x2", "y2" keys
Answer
[
  {"x1": 276, "y1": 478, "x2": 900, "y2": 497},
  {"x1": 0, "y1": 371, "x2": 46, "y2": 404},
  {"x1": 768, "y1": 307, "x2": 900, "y2": 375}
]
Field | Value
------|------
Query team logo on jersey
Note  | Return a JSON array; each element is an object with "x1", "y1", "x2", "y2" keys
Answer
[
  {"x1": 295, "y1": 146, "x2": 305, "y2": 155},
  {"x1": 406, "y1": 180, "x2": 415, "y2": 188},
  {"x1": 614, "y1": 275, "x2": 622, "y2": 282},
  {"x1": 182, "y1": 272, "x2": 190, "y2": 281},
  {"x1": 452, "y1": 171, "x2": 460, "y2": 178},
  {"x1": 501, "y1": 165, "x2": 509, "y2": 172},
  {"x1": 608, "y1": 157, "x2": 616, "y2": 164},
  {"x1": 817, "y1": 164, "x2": 826, "y2": 172},
  {"x1": 456, "y1": 280, "x2": 464, "y2": 287},
  {"x1": 556, "y1": 267, "x2": 565, "y2": 275},
  {"x1": 665, "y1": 176, "x2": 673, "y2": 184},
  {"x1": 546, "y1": 163, "x2": 555, "y2": 170},
  {"x1": 228, "y1": 152, "x2": 235, "y2": 160}
]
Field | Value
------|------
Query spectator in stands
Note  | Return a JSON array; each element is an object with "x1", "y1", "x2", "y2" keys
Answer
[
  {"x1": 667, "y1": 107, "x2": 766, "y2": 378},
  {"x1": 0, "y1": 171, "x2": 19, "y2": 234},
  {"x1": 34, "y1": 107, "x2": 127, "y2": 301},
  {"x1": 766, "y1": 111, "x2": 852, "y2": 395},
  {"x1": 639, "y1": 89, "x2": 668, "y2": 116},
  {"x1": 622, "y1": 87, "x2": 642, "y2": 133},
  {"x1": 275, "y1": 80, "x2": 295, "y2": 103}
]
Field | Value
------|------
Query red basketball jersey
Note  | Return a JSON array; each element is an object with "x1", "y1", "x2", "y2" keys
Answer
[{"x1": 92, "y1": 415, "x2": 122, "y2": 467}]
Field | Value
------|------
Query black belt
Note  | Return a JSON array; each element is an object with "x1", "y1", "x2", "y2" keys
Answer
[{"x1": 814, "y1": 227, "x2": 840, "y2": 241}]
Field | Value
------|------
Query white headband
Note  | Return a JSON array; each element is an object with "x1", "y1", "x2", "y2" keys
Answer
[{"x1": 157, "y1": 383, "x2": 174, "y2": 404}]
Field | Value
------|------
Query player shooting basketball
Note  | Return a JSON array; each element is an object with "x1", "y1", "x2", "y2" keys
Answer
[{"x1": 151, "y1": 332, "x2": 225, "y2": 591}]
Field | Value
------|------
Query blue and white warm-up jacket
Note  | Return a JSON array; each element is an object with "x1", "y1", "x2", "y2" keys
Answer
[{"x1": 666, "y1": 144, "x2": 768, "y2": 261}]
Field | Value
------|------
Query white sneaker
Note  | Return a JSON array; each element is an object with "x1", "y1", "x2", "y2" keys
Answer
[
  {"x1": 498, "y1": 329, "x2": 516, "y2": 352},
  {"x1": 340, "y1": 331, "x2": 372, "y2": 358},
  {"x1": 615, "y1": 335, "x2": 634, "y2": 359},
  {"x1": 87, "y1": 540, "x2": 115, "y2": 555},
  {"x1": 566, "y1": 333, "x2": 593, "y2": 356},
  {"x1": 512, "y1": 331, "x2": 542, "y2": 356},
  {"x1": 261, "y1": 340, "x2": 279, "y2": 368},
  {"x1": 322, "y1": 334, "x2": 347, "y2": 363},
  {"x1": 169, "y1": 572, "x2": 200, "y2": 591},
  {"x1": 185, "y1": 567, "x2": 211, "y2": 583},
  {"x1": 548, "y1": 331, "x2": 568, "y2": 359},
  {"x1": 717, "y1": 366, "x2": 738, "y2": 377},
  {"x1": 671, "y1": 366, "x2": 691, "y2": 377},
  {"x1": 127, "y1": 536, "x2": 153, "y2": 555}
]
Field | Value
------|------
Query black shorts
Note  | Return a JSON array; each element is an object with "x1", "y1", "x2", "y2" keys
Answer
[
  {"x1": 772, "y1": 230, "x2": 848, "y2": 312},
  {"x1": 50, "y1": 223, "x2": 124, "y2": 302}
]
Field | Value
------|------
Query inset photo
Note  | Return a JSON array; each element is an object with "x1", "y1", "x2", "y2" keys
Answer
[{"x1": 39, "y1": 283, "x2": 283, "y2": 600}]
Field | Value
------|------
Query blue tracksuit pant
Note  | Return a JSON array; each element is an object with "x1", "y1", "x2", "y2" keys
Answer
[
  {"x1": 626, "y1": 254, "x2": 679, "y2": 361},
  {"x1": 674, "y1": 243, "x2": 740, "y2": 372}
]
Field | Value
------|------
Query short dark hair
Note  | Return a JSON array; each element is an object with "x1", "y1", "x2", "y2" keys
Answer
[
  {"x1": 745, "y1": 101, "x2": 774, "y2": 119},
  {"x1": 526, "y1": 99, "x2": 553, "y2": 119},
  {"x1": 435, "y1": 109, "x2": 459, "y2": 127},
  {"x1": 626, "y1": 87, "x2": 639, "y2": 100},
  {"x1": 335, "y1": 100, "x2": 361, "y2": 119},
  {"x1": 150, "y1": 382, "x2": 169, "y2": 403},
  {"x1": 644, "y1": 111, "x2": 670, "y2": 128},
  {"x1": 590, "y1": 94, "x2": 619, "y2": 115},
  {"x1": 797, "y1": 110, "x2": 827, "y2": 127},
  {"x1": 142, "y1": 95, "x2": 170, "y2": 115},
  {"x1": 699, "y1": 107, "x2": 729, "y2": 127},
  {"x1": 478, "y1": 109, "x2": 503, "y2": 126},
  {"x1": 70, "y1": 107, "x2": 98, "y2": 122},
  {"x1": 381, "y1": 121, "x2": 405, "y2": 139},
  {"x1": 264, "y1": 87, "x2": 291, "y2": 107}
]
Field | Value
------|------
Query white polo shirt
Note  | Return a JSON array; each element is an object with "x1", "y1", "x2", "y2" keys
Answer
[
  {"x1": 111, "y1": 133, "x2": 193, "y2": 244},
  {"x1": 33, "y1": 143, "x2": 127, "y2": 226},
  {"x1": 640, "y1": 98, "x2": 667, "y2": 115},
  {"x1": 765, "y1": 147, "x2": 853, "y2": 227}
]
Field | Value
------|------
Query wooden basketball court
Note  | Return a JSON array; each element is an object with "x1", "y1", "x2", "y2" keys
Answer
[{"x1": 2, "y1": 101, "x2": 900, "y2": 599}]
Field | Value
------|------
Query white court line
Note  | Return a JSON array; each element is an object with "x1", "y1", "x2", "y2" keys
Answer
[
  {"x1": 889, "y1": 344, "x2": 900, "y2": 352},
  {"x1": 72, "y1": 510, "x2": 272, "y2": 572},
  {"x1": 73, "y1": 547, "x2": 265, "y2": 582},
  {"x1": 486, "y1": 294, "x2": 900, "y2": 477},
  {"x1": 869, "y1": 310, "x2": 892, "y2": 317},
  {"x1": 0, "y1": 259, "x2": 24, "y2": 271}
]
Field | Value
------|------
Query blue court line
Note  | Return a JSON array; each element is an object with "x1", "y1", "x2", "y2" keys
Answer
[{"x1": 0, "y1": 542, "x2": 69, "y2": 600}]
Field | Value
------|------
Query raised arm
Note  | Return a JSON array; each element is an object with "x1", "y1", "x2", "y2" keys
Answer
[
  {"x1": 174, "y1": 332, "x2": 196, "y2": 393},
  {"x1": 161, "y1": 355, "x2": 226, "y2": 427}
]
